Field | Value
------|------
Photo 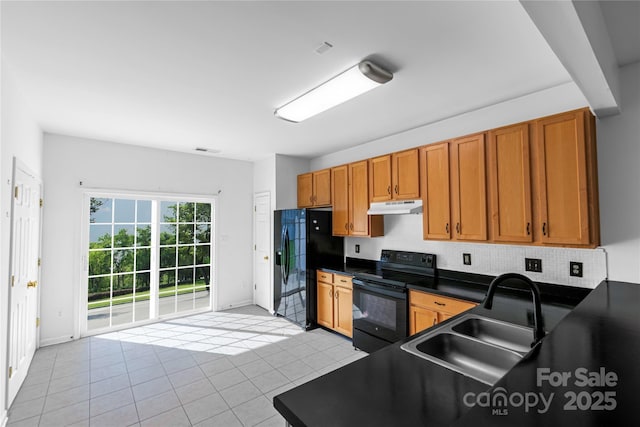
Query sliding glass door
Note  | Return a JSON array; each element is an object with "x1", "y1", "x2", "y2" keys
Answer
[{"x1": 86, "y1": 194, "x2": 214, "y2": 332}]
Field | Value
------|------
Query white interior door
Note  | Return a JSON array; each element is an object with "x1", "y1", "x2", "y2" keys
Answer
[
  {"x1": 7, "y1": 159, "x2": 42, "y2": 407},
  {"x1": 253, "y1": 193, "x2": 271, "y2": 311}
]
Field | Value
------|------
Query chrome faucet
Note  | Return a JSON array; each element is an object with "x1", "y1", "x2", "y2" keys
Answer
[{"x1": 483, "y1": 273, "x2": 545, "y2": 347}]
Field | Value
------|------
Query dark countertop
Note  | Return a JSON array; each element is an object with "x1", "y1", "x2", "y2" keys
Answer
[{"x1": 274, "y1": 279, "x2": 639, "y2": 426}]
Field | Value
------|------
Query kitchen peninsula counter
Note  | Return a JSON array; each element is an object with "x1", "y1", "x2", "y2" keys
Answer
[{"x1": 274, "y1": 280, "x2": 639, "y2": 426}]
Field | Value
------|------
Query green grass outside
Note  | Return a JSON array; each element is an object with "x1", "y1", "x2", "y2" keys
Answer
[{"x1": 88, "y1": 281, "x2": 209, "y2": 310}]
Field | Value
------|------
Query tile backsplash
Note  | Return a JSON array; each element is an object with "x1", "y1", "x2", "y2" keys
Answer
[{"x1": 346, "y1": 215, "x2": 607, "y2": 289}]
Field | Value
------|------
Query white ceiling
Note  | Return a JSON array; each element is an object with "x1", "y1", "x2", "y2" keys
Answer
[{"x1": 2, "y1": 1, "x2": 638, "y2": 162}]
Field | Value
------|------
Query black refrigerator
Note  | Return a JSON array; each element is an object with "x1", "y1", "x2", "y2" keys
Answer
[{"x1": 274, "y1": 209, "x2": 344, "y2": 329}]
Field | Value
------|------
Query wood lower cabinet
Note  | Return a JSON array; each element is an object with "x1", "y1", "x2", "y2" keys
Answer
[
  {"x1": 408, "y1": 290, "x2": 477, "y2": 335},
  {"x1": 317, "y1": 271, "x2": 353, "y2": 338},
  {"x1": 297, "y1": 169, "x2": 331, "y2": 208}
]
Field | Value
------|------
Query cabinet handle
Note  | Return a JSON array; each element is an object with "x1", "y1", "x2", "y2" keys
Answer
[
  {"x1": 456, "y1": 223, "x2": 460, "y2": 234},
  {"x1": 526, "y1": 222, "x2": 530, "y2": 235},
  {"x1": 387, "y1": 186, "x2": 391, "y2": 195},
  {"x1": 329, "y1": 290, "x2": 333, "y2": 298},
  {"x1": 340, "y1": 279, "x2": 348, "y2": 283},
  {"x1": 445, "y1": 223, "x2": 449, "y2": 234},
  {"x1": 434, "y1": 301, "x2": 446, "y2": 306},
  {"x1": 349, "y1": 223, "x2": 353, "y2": 231},
  {"x1": 335, "y1": 290, "x2": 339, "y2": 299},
  {"x1": 394, "y1": 184, "x2": 399, "y2": 194},
  {"x1": 345, "y1": 223, "x2": 349, "y2": 231},
  {"x1": 542, "y1": 222, "x2": 547, "y2": 236}
]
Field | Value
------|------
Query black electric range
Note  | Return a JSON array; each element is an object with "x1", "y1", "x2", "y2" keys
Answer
[{"x1": 351, "y1": 250, "x2": 436, "y2": 353}]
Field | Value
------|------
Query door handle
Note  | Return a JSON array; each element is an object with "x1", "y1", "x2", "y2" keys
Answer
[
  {"x1": 27, "y1": 280, "x2": 37, "y2": 288},
  {"x1": 283, "y1": 228, "x2": 290, "y2": 284},
  {"x1": 263, "y1": 256, "x2": 269, "y2": 260}
]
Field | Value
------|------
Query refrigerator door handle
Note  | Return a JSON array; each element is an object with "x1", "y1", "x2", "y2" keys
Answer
[{"x1": 283, "y1": 228, "x2": 290, "y2": 285}]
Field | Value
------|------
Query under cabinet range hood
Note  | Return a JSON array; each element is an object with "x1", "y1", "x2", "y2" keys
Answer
[{"x1": 367, "y1": 199, "x2": 423, "y2": 215}]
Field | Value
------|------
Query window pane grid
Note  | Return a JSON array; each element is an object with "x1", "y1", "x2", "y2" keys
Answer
[{"x1": 88, "y1": 197, "x2": 213, "y2": 331}]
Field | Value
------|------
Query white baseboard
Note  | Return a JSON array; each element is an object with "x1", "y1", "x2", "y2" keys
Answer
[
  {"x1": 216, "y1": 299, "x2": 253, "y2": 311},
  {"x1": 39, "y1": 335, "x2": 75, "y2": 347},
  {"x1": 1, "y1": 410, "x2": 8, "y2": 427}
]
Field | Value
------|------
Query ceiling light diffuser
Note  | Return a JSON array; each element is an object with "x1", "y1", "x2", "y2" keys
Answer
[{"x1": 274, "y1": 60, "x2": 393, "y2": 123}]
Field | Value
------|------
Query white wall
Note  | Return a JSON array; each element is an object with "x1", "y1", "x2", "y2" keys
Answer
[
  {"x1": 275, "y1": 154, "x2": 308, "y2": 210},
  {"x1": 41, "y1": 134, "x2": 254, "y2": 345},
  {"x1": 307, "y1": 81, "x2": 629, "y2": 288},
  {"x1": 0, "y1": 64, "x2": 43, "y2": 423},
  {"x1": 596, "y1": 61, "x2": 640, "y2": 282},
  {"x1": 252, "y1": 154, "x2": 308, "y2": 313},
  {"x1": 310, "y1": 82, "x2": 588, "y2": 170}
]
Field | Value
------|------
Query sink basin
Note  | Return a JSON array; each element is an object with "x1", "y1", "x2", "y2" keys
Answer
[
  {"x1": 452, "y1": 316, "x2": 533, "y2": 353},
  {"x1": 401, "y1": 314, "x2": 534, "y2": 385}
]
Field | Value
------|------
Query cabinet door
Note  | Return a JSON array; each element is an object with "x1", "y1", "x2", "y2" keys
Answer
[
  {"x1": 451, "y1": 133, "x2": 487, "y2": 241},
  {"x1": 334, "y1": 286, "x2": 353, "y2": 338},
  {"x1": 317, "y1": 281, "x2": 334, "y2": 329},
  {"x1": 488, "y1": 124, "x2": 533, "y2": 242},
  {"x1": 409, "y1": 305, "x2": 439, "y2": 335},
  {"x1": 392, "y1": 149, "x2": 420, "y2": 200},
  {"x1": 420, "y1": 143, "x2": 451, "y2": 240},
  {"x1": 536, "y1": 111, "x2": 590, "y2": 245},
  {"x1": 297, "y1": 173, "x2": 314, "y2": 208},
  {"x1": 369, "y1": 155, "x2": 392, "y2": 202},
  {"x1": 331, "y1": 166, "x2": 349, "y2": 236},
  {"x1": 349, "y1": 160, "x2": 371, "y2": 236},
  {"x1": 314, "y1": 169, "x2": 332, "y2": 206}
]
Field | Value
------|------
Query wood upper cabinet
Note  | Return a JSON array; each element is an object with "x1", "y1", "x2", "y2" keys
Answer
[
  {"x1": 369, "y1": 155, "x2": 392, "y2": 202},
  {"x1": 331, "y1": 165, "x2": 349, "y2": 236},
  {"x1": 534, "y1": 109, "x2": 598, "y2": 246},
  {"x1": 450, "y1": 133, "x2": 487, "y2": 241},
  {"x1": 331, "y1": 161, "x2": 384, "y2": 237},
  {"x1": 488, "y1": 123, "x2": 533, "y2": 243},
  {"x1": 393, "y1": 149, "x2": 420, "y2": 199},
  {"x1": 369, "y1": 149, "x2": 420, "y2": 202},
  {"x1": 297, "y1": 173, "x2": 313, "y2": 208},
  {"x1": 409, "y1": 290, "x2": 477, "y2": 335},
  {"x1": 420, "y1": 143, "x2": 451, "y2": 240},
  {"x1": 350, "y1": 160, "x2": 375, "y2": 236},
  {"x1": 297, "y1": 169, "x2": 331, "y2": 208}
]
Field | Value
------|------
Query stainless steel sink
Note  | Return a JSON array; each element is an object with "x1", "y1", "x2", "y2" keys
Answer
[
  {"x1": 451, "y1": 316, "x2": 533, "y2": 353},
  {"x1": 401, "y1": 314, "x2": 535, "y2": 385}
]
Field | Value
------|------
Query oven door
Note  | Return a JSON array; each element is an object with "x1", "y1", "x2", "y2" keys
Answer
[{"x1": 352, "y1": 279, "x2": 408, "y2": 344}]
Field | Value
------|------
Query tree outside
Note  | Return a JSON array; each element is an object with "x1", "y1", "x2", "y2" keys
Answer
[{"x1": 87, "y1": 197, "x2": 212, "y2": 330}]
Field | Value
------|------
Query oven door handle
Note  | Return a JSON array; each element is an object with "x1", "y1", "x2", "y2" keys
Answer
[{"x1": 353, "y1": 279, "x2": 407, "y2": 299}]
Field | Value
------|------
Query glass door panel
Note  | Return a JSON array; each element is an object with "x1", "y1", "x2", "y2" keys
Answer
[{"x1": 87, "y1": 196, "x2": 213, "y2": 332}]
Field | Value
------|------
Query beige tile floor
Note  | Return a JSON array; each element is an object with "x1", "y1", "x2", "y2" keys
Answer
[{"x1": 7, "y1": 305, "x2": 365, "y2": 427}]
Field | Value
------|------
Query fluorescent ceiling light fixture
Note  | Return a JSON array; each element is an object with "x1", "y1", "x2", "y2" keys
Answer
[{"x1": 275, "y1": 60, "x2": 393, "y2": 123}]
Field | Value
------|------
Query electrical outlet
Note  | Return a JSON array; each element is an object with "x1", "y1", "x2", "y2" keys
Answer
[
  {"x1": 355, "y1": 244, "x2": 360, "y2": 254},
  {"x1": 463, "y1": 253, "x2": 471, "y2": 265},
  {"x1": 570, "y1": 261, "x2": 583, "y2": 277},
  {"x1": 525, "y1": 258, "x2": 542, "y2": 273}
]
